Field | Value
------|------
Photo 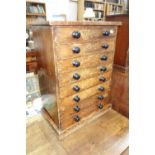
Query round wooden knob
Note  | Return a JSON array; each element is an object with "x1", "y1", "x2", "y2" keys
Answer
[
  {"x1": 98, "y1": 95, "x2": 104, "y2": 100},
  {"x1": 98, "y1": 103, "x2": 103, "y2": 109},
  {"x1": 73, "y1": 85, "x2": 80, "y2": 92},
  {"x1": 73, "y1": 73, "x2": 80, "y2": 80},
  {"x1": 98, "y1": 86, "x2": 105, "y2": 91},
  {"x1": 73, "y1": 96, "x2": 80, "y2": 102},
  {"x1": 72, "y1": 60, "x2": 80, "y2": 67},
  {"x1": 73, "y1": 105, "x2": 80, "y2": 112},
  {"x1": 100, "y1": 55, "x2": 108, "y2": 61},
  {"x1": 72, "y1": 31, "x2": 81, "y2": 39},
  {"x1": 99, "y1": 76, "x2": 106, "y2": 82},
  {"x1": 100, "y1": 66, "x2": 107, "y2": 72},
  {"x1": 103, "y1": 31, "x2": 110, "y2": 36},
  {"x1": 102, "y1": 44, "x2": 109, "y2": 49},
  {"x1": 72, "y1": 47, "x2": 80, "y2": 53},
  {"x1": 73, "y1": 115, "x2": 80, "y2": 122}
]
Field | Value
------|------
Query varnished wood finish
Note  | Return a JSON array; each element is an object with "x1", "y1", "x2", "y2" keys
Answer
[
  {"x1": 60, "y1": 82, "x2": 110, "y2": 106},
  {"x1": 57, "y1": 51, "x2": 113, "y2": 73},
  {"x1": 58, "y1": 64, "x2": 113, "y2": 86},
  {"x1": 55, "y1": 40, "x2": 115, "y2": 60},
  {"x1": 32, "y1": 26, "x2": 59, "y2": 127},
  {"x1": 59, "y1": 95, "x2": 110, "y2": 129},
  {"x1": 110, "y1": 67, "x2": 129, "y2": 117},
  {"x1": 106, "y1": 14, "x2": 129, "y2": 72},
  {"x1": 33, "y1": 21, "x2": 122, "y2": 26},
  {"x1": 26, "y1": 110, "x2": 129, "y2": 155},
  {"x1": 54, "y1": 26, "x2": 117, "y2": 43},
  {"x1": 60, "y1": 104, "x2": 110, "y2": 130},
  {"x1": 32, "y1": 21, "x2": 120, "y2": 138},
  {"x1": 106, "y1": 15, "x2": 129, "y2": 116},
  {"x1": 59, "y1": 72, "x2": 112, "y2": 98}
]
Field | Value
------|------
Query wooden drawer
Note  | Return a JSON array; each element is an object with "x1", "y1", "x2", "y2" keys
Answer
[
  {"x1": 58, "y1": 64, "x2": 112, "y2": 87},
  {"x1": 60, "y1": 81, "x2": 110, "y2": 106},
  {"x1": 53, "y1": 26, "x2": 117, "y2": 44},
  {"x1": 54, "y1": 38, "x2": 115, "y2": 60},
  {"x1": 60, "y1": 104, "x2": 111, "y2": 130},
  {"x1": 60, "y1": 93, "x2": 109, "y2": 113},
  {"x1": 57, "y1": 51, "x2": 114, "y2": 73},
  {"x1": 59, "y1": 94, "x2": 110, "y2": 130},
  {"x1": 59, "y1": 71, "x2": 112, "y2": 99}
]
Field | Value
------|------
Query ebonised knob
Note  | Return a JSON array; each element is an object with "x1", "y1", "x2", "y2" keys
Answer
[
  {"x1": 103, "y1": 31, "x2": 110, "y2": 36},
  {"x1": 100, "y1": 66, "x2": 107, "y2": 72},
  {"x1": 73, "y1": 115, "x2": 80, "y2": 122},
  {"x1": 72, "y1": 60, "x2": 80, "y2": 67},
  {"x1": 100, "y1": 55, "x2": 108, "y2": 61},
  {"x1": 98, "y1": 103, "x2": 103, "y2": 109},
  {"x1": 73, "y1": 85, "x2": 80, "y2": 92},
  {"x1": 99, "y1": 76, "x2": 106, "y2": 82},
  {"x1": 102, "y1": 44, "x2": 109, "y2": 49},
  {"x1": 73, "y1": 96, "x2": 80, "y2": 102},
  {"x1": 73, "y1": 73, "x2": 80, "y2": 80},
  {"x1": 98, "y1": 86, "x2": 105, "y2": 91},
  {"x1": 73, "y1": 105, "x2": 80, "y2": 112},
  {"x1": 72, "y1": 31, "x2": 81, "y2": 39},
  {"x1": 98, "y1": 95, "x2": 104, "y2": 100},
  {"x1": 72, "y1": 47, "x2": 80, "y2": 53}
]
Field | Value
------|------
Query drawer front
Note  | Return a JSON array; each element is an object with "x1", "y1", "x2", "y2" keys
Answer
[
  {"x1": 54, "y1": 39, "x2": 115, "y2": 60},
  {"x1": 59, "y1": 71, "x2": 112, "y2": 99},
  {"x1": 59, "y1": 94, "x2": 110, "y2": 130},
  {"x1": 53, "y1": 26, "x2": 117, "y2": 44},
  {"x1": 58, "y1": 64, "x2": 112, "y2": 87},
  {"x1": 57, "y1": 51, "x2": 114, "y2": 73},
  {"x1": 60, "y1": 81, "x2": 110, "y2": 106}
]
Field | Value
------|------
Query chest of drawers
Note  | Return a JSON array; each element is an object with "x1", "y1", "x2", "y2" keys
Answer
[{"x1": 32, "y1": 21, "x2": 121, "y2": 139}]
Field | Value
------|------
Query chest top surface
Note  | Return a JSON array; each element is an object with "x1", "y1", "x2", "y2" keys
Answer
[{"x1": 32, "y1": 21, "x2": 122, "y2": 26}]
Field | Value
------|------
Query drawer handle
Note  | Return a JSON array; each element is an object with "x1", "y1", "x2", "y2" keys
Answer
[
  {"x1": 99, "y1": 76, "x2": 106, "y2": 82},
  {"x1": 73, "y1": 85, "x2": 80, "y2": 92},
  {"x1": 72, "y1": 60, "x2": 80, "y2": 67},
  {"x1": 73, "y1": 105, "x2": 80, "y2": 112},
  {"x1": 72, "y1": 47, "x2": 80, "y2": 53},
  {"x1": 73, "y1": 73, "x2": 80, "y2": 80},
  {"x1": 100, "y1": 66, "x2": 107, "y2": 72},
  {"x1": 102, "y1": 44, "x2": 109, "y2": 49},
  {"x1": 98, "y1": 95, "x2": 104, "y2": 100},
  {"x1": 72, "y1": 31, "x2": 81, "y2": 39},
  {"x1": 98, "y1": 103, "x2": 103, "y2": 109},
  {"x1": 103, "y1": 31, "x2": 110, "y2": 36},
  {"x1": 73, "y1": 115, "x2": 80, "y2": 122},
  {"x1": 100, "y1": 55, "x2": 108, "y2": 61},
  {"x1": 73, "y1": 96, "x2": 80, "y2": 102},
  {"x1": 98, "y1": 86, "x2": 105, "y2": 91}
]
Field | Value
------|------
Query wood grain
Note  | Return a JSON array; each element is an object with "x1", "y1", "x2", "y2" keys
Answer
[
  {"x1": 60, "y1": 81, "x2": 110, "y2": 106},
  {"x1": 55, "y1": 39, "x2": 115, "y2": 60},
  {"x1": 57, "y1": 51, "x2": 113, "y2": 74},
  {"x1": 54, "y1": 26, "x2": 117, "y2": 43},
  {"x1": 106, "y1": 14, "x2": 129, "y2": 71},
  {"x1": 59, "y1": 72, "x2": 112, "y2": 98},
  {"x1": 60, "y1": 104, "x2": 111, "y2": 130},
  {"x1": 26, "y1": 110, "x2": 129, "y2": 155},
  {"x1": 32, "y1": 22, "x2": 120, "y2": 135},
  {"x1": 110, "y1": 67, "x2": 129, "y2": 117},
  {"x1": 32, "y1": 26, "x2": 60, "y2": 127},
  {"x1": 58, "y1": 64, "x2": 112, "y2": 86},
  {"x1": 32, "y1": 21, "x2": 122, "y2": 26}
]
